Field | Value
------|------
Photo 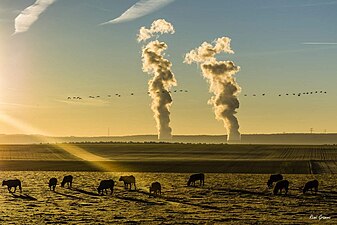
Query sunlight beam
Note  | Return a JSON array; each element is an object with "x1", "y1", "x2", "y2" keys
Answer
[{"x1": 0, "y1": 113, "x2": 118, "y2": 171}]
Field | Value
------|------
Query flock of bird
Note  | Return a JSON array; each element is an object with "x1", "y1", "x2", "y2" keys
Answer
[
  {"x1": 243, "y1": 90, "x2": 327, "y2": 97},
  {"x1": 66, "y1": 90, "x2": 328, "y2": 101},
  {"x1": 66, "y1": 90, "x2": 189, "y2": 100}
]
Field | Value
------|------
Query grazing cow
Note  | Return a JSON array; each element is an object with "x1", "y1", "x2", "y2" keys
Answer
[
  {"x1": 303, "y1": 179, "x2": 319, "y2": 194},
  {"x1": 2, "y1": 179, "x2": 22, "y2": 193},
  {"x1": 149, "y1": 182, "x2": 161, "y2": 196},
  {"x1": 49, "y1": 178, "x2": 58, "y2": 191},
  {"x1": 97, "y1": 180, "x2": 115, "y2": 195},
  {"x1": 273, "y1": 180, "x2": 289, "y2": 195},
  {"x1": 61, "y1": 175, "x2": 73, "y2": 188},
  {"x1": 119, "y1": 176, "x2": 136, "y2": 190},
  {"x1": 267, "y1": 174, "x2": 283, "y2": 188},
  {"x1": 187, "y1": 173, "x2": 205, "y2": 186}
]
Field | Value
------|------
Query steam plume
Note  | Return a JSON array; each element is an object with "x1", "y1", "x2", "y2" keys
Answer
[
  {"x1": 138, "y1": 19, "x2": 176, "y2": 139},
  {"x1": 138, "y1": 19, "x2": 174, "y2": 42},
  {"x1": 14, "y1": 0, "x2": 56, "y2": 35},
  {"x1": 184, "y1": 37, "x2": 241, "y2": 141}
]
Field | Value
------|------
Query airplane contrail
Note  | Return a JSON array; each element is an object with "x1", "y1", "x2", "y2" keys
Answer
[
  {"x1": 302, "y1": 42, "x2": 337, "y2": 45},
  {"x1": 100, "y1": 0, "x2": 175, "y2": 25},
  {"x1": 13, "y1": 0, "x2": 56, "y2": 35}
]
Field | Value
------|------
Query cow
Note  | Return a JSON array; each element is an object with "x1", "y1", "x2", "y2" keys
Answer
[
  {"x1": 61, "y1": 175, "x2": 73, "y2": 188},
  {"x1": 149, "y1": 182, "x2": 161, "y2": 196},
  {"x1": 187, "y1": 173, "x2": 205, "y2": 186},
  {"x1": 273, "y1": 180, "x2": 289, "y2": 195},
  {"x1": 303, "y1": 179, "x2": 319, "y2": 194},
  {"x1": 267, "y1": 174, "x2": 283, "y2": 188},
  {"x1": 97, "y1": 179, "x2": 115, "y2": 195},
  {"x1": 49, "y1": 178, "x2": 58, "y2": 191},
  {"x1": 119, "y1": 176, "x2": 136, "y2": 190},
  {"x1": 2, "y1": 179, "x2": 22, "y2": 193}
]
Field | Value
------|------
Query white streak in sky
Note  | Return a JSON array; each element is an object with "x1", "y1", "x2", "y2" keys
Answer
[
  {"x1": 56, "y1": 99, "x2": 110, "y2": 107},
  {"x1": 101, "y1": 0, "x2": 175, "y2": 25},
  {"x1": 14, "y1": 0, "x2": 56, "y2": 35},
  {"x1": 260, "y1": 1, "x2": 337, "y2": 9},
  {"x1": 302, "y1": 42, "x2": 337, "y2": 45},
  {"x1": 0, "y1": 102, "x2": 43, "y2": 109}
]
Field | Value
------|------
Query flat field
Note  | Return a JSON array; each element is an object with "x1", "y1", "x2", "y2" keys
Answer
[
  {"x1": 0, "y1": 144, "x2": 336, "y2": 173},
  {"x1": 0, "y1": 144, "x2": 336, "y2": 224}
]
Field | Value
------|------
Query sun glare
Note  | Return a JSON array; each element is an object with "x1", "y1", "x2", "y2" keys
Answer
[{"x1": 0, "y1": 113, "x2": 117, "y2": 171}]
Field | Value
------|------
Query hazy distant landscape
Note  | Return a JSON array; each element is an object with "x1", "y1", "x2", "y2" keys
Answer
[{"x1": 1, "y1": 133, "x2": 337, "y2": 145}]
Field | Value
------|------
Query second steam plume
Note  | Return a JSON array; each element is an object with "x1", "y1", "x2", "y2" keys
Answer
[
  {"x1": 138, "y1": 19, "x2": 176, "y2": 140},
  {"x1": 184, "y1": 37, "x2": 241, "y2": 141}
]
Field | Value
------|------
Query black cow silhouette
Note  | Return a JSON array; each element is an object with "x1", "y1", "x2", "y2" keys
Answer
[
  {"x1": 267, "y1": 174, "x2": 283, "y2": 188},
  {"x1": 97, "y1": 180, "x2": 115, "y2": 195},
  {"x1": 149, "y1": 182, "x2": 161, "y2": 196},
  {"x1": 273, "y1": 180, "x2": 289, "y2": 195},
  {"x1": 119, "y1": 176, "x2": 136, "y2": 190},
  {"x1": 303, "y1": 179, "x2": 319, "y2": 194},
  {"x1": 2, "y1": 179, "x2": 22, "y2": 193},
  {"x1": 49, "y1": 178, "x2": 57, "y2": 191},
  {"x1": 187, "y1": 173, "x2": 205, "y2": 186},
  {"x1": 61, "y1": 175, "x2": 73, "y2": 188}
]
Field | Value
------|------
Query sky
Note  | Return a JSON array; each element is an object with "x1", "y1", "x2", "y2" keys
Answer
[{"x1": 0, "y1": 0, "x2": 336, "y2": 137}]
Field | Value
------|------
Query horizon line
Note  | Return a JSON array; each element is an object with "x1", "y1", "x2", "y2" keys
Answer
[{"x1": 0, "y1": 132, "x2": 336, "y2": 137}]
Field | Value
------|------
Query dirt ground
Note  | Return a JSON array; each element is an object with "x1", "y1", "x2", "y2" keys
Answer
[{"x1": 0, "y1": 172, "x2": 336, "y2": 224}]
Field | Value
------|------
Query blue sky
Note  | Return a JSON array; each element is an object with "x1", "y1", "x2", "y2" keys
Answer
[{"x1": 0, "y1": 0, "x2": 336, "y2": 136}]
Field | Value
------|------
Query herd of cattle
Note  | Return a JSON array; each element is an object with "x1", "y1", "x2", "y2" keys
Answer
[
  {"x1": 267, "y1": 174, "x2": 319, "y2": 195},
  {"x1": 2, "y1": 173, "x2": 318, "y2": 196}
]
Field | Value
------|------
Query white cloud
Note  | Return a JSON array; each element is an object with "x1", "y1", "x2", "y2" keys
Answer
[
  {"x1": 14, "y1": 0, "x2": 56, "y2": 35},
  {"x1": 101, "y1": 0, "x2": 174, "y2": 25}
]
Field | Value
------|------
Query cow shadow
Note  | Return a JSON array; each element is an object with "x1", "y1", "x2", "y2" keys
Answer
[
  {"x1": 53, "y1": 191, "x2": 83, "y2": 200},
  {"x1": 72, "y1": 188, "x2": 100, "y2": 196},
  {"x1": 11, "y1": 193, "x2": 37, "y2": 201}
]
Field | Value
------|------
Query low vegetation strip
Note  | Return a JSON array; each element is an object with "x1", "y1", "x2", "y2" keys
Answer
[{"x1": 0, "y1": 160, "x2": 336, "y2": 173}]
